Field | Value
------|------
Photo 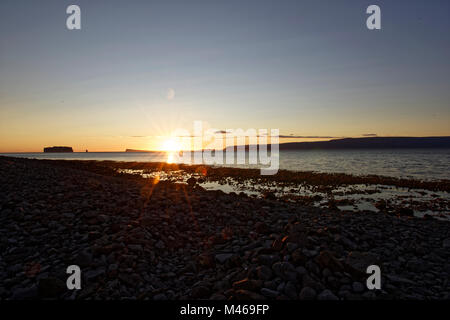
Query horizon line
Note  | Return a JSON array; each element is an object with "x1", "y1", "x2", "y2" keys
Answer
[{"x1": 1, "y1": 135, "x2": 450, "y2": 153}]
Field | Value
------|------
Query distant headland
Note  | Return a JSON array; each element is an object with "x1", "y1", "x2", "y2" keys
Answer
[
  {"x1": 43, "y1": 146, "x2": 73, "y2": 153},
  {"x1": 222, "y1": 136, "x2": 450, "y2": 152},
  {"x1": 125, "y1": 149, "x2": 157, "y2": 153},
  {"x1": 123, "y1": 137, "x2": 450, "y2": 153},
  {"x1": 278, "y1": 137, "x2": 450, "y2": 150}
]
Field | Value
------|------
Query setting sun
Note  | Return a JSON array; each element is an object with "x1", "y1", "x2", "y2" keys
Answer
[{"x1": 161, "y1": 138, "x2": 181, "y2": 152}]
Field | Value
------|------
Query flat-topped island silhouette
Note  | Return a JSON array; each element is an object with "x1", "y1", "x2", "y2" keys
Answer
[{"x1": 43, "y1": 146, "x2": 73, "y2": 153}]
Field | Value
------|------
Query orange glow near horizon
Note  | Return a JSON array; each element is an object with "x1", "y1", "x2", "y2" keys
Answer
[{"x1": 160, "y1": 138, "x2": 182, "y2": 152}]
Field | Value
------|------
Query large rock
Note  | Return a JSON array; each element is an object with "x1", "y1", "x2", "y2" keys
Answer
[
  {"x1": 232, "y1": 278, "x2": 262, "y2": 291},
  {"x1": 344, "y1": 252, "x2": 380, "y2": 278},
  {"x1": 256, "y1": 265, "x2": 273, "y2": 280},
  {"x1": 291, "y1": 248, "x2": 308, "y2": 265},
  {"x1": 396, "y1": 207, "x2": 414, "y2": 216},
  {"x1": 255, "y1": 222, "x2": 270, "y2": 234},
  {"x1": 75, "y1": 250, "x2": 93, "y2": 268},
  {"x1": 317, "y1": 289, "x2": 339, "y2": 301},
  {"x1": 260, "y1": 288, "x2": 279, "y2": 298},
  {"x1": 258, "y1": 254, "x2": 279, "y2": 266},
  {"x1": 215, "y1": 253, "x2": 233, "y2": 264},
  {"x1": 272, "y1": 262, "x2": 297, "y2": 281},
  {"x1": 299, "y1": 287, "x2": 316, "y2": 300},
  {"x1": 315, "y1": 250, "x2": 344, "y2": 272}
]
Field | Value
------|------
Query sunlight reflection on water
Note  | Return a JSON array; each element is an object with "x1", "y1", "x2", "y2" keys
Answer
[{"x1": 2, "y1": 148, "x2": 449, "y2": 180}]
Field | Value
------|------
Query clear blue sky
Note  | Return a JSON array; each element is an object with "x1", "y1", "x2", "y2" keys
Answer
[{"x1": 0, "y1": 0, "x2": 449, "y2": 151}]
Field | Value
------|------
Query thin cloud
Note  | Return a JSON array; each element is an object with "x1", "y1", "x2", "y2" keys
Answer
[
  {"x1": 279, "y1": 135, "x2": 340, "y2": 139},
  {"x1": 362, "y1": 133, "x2": 378, "y2": 137}
]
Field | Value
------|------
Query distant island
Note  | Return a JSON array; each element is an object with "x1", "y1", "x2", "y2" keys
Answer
[{"x1": 44, "y1": 146, "x2": 73, "y2": 153}]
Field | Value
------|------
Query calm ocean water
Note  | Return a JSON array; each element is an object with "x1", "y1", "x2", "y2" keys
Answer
[{"x1": 1, "y1": 149, "x2": 449, "y2": 180}]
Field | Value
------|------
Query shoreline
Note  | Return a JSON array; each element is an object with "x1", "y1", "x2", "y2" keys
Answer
[
  {"x1": 2, "y1": 156, "x2": 449, "y2": 191},
  {"x1": 3, "y1": 156, "x2": 448, "y2": 220},
  {"x1": 0, "y1": 156, "x2": 449, "y2": 300},
  {"x1": 1, "y1": 149, "x2": 449, "y2": 182}
]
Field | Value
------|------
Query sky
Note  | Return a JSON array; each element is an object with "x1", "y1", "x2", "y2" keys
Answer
[{"x1": 0, "y1": 0, "x2": 449, "y2": 152}]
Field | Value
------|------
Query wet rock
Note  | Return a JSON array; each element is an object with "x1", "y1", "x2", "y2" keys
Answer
[
  {"x1": 299, "y1": 287, "x2": 316, "y2": 300},
  {"x1": 213, "y1": 280, "x2": 230, "y2": 292},
  {"x1": 352, "y1": 282, "x2": 365, "y2": 293},
  {"x1": 291, "y1": 248, "x2": 307, "y2": 265},
  {"x1": 187, "y1": 177, "x2": 197, "y2": 187},
  {"x1": 155, "y1": 240, "x2": 165, "y2": 249},
  {"x1": 85, "y1": 268, "x2": 106, "y2": 281},
  {"x1": 215, "y1": 253, "x2": 233, "y2": 264},
  {"x1": 302, "y1": 274, "x2": 323, "y2": 292},
  {"x1": 305, "y1": 260, "x2": 321, "y2": 275},
  {"x1": 272, "y1": 237, "x2": 285, "y2": 251},
  {"x1": 374, "y1": 200, "x2": 387, "y2": 211},
  {"x1": 197, "y1": 253, "x2": 216, "y2": 269},
  {"x1": 128, "y1": 244, "x2": 143, "y2": 253},
  {"x1": 260, "y1": 288, "x2": 279, "y2": 298},
  {"x1": 262, "y1": 192, "x2": 276, "y2": 200},
  {"x1": 88, "y1": 231, "x2": 101, "y2": 240},
  {"x1": 385, "y1": 274, "x2": 415, "y2": 285},
  {"x1": 256, "y1": 265, "x2": 273, "y2": 281},
  {"x1": 284, "y1": 281, "x2": 298, "y2": 299},
  {"x1": 210, "y1": 293, "x2": 227, "y2": 300},
  {"x1": 258, "y1": 254, "x2": 279, "y2": 267},
  {"x1": 232, "y1": 278, "x2": 262, "y2": 291},
  {"x1": 317, "y1": 289, "x2": 339, "y2": 301},
  {"x1": 345, "y1": 252, "x2": 379, "y2": 278},
  {"x1": 286, "y1": 242, "x2": 298, "y2": 253},
  {"x1": 272, "y1": 262, "x2": 297, "y2": 281},
  {"x1": 396, "y1": 207, "x2": 413, "y2": 216},
  {"x1": 75, "y1": 250, "x2": 93, "y2": 268},
  {"x1": 443, "y1": 238, "x2": 450, "y2": 249},
  {"x1": 406, "y1": 259, "x2": 428, "y2": 273},
  {"x1": 255, "y1": 222, "x2": 270, "y2": 234},
  {"x1": 107, "y1": 264, "x2": 119, "y2": 277}
]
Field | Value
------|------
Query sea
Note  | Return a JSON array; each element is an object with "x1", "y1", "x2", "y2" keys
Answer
[{"x1": 1, "y1": 148, "x2": 449, "y2": 181}]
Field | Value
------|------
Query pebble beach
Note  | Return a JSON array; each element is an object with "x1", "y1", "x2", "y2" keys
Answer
[{"x1": 0, "y1": 156, "x2": 449, "y2": 300}]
